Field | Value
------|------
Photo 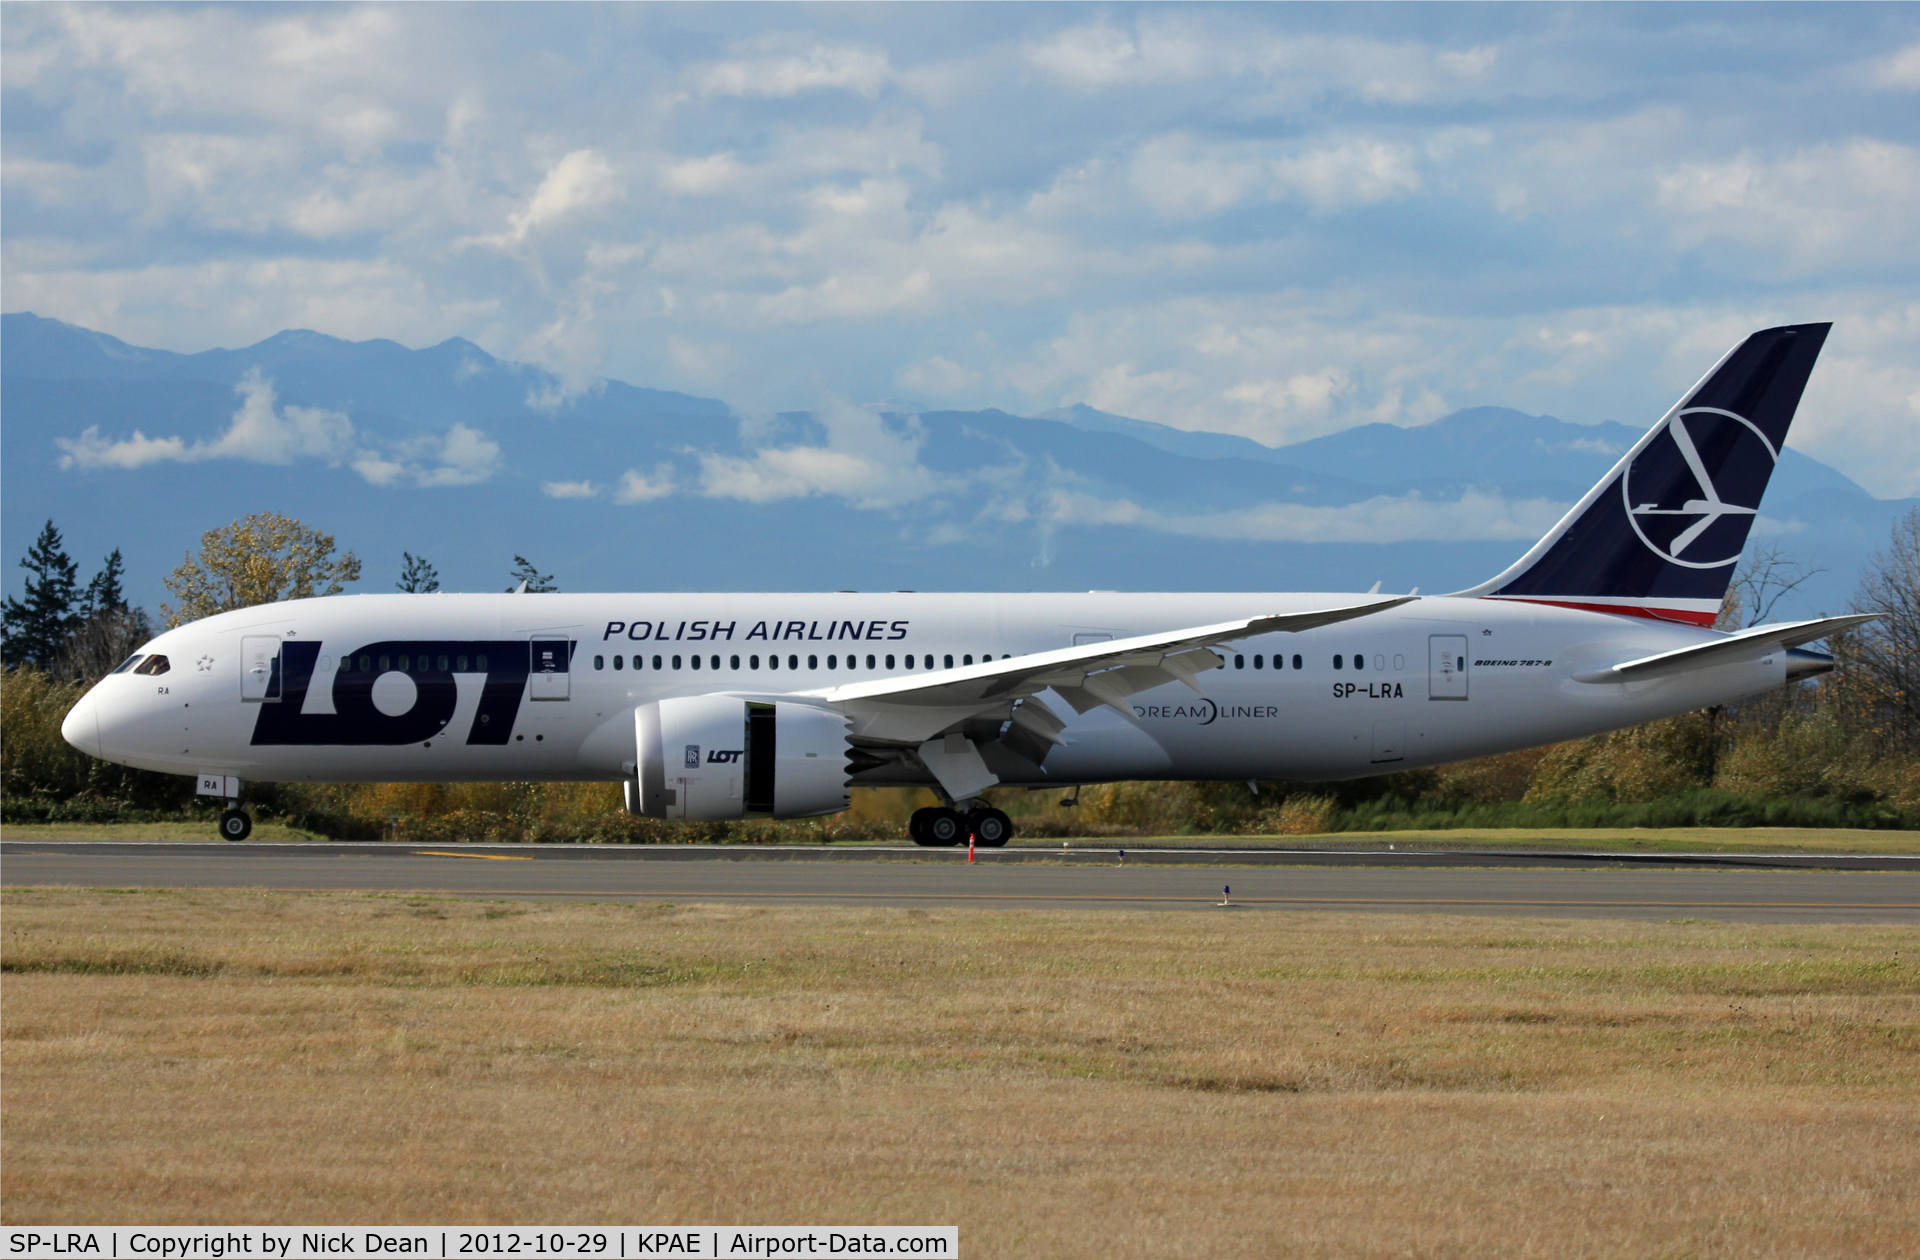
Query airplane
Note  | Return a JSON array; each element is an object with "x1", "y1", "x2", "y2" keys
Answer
[{"x1": 61, "y1": 322, "x2": 1874, "y2": 845}]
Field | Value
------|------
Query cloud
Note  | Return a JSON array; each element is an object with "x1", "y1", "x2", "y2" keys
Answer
[
  {"x1": 695, "y1": 403, "x2": 937, "y2": 509},
  {"x1": 1046, "y1": 488, "x2": 1571, "y2": 544},
  {"x1": 1128, "y1": 134, "x2": 1423, "y2": 217},
  {"x1": 614, "y1": 465, "x2": 676, "y2": 504},
  {"x1": 693, "y1": 36, "x2": 893, "y2": 98},
  {"x1": 1873, "y1": 43, "x2": 1920, "y2": 89},
  {"x1": 1655, "y1": 140, "x2": 1920, "y2": 272},
  {"x1": 57, "y1": 369, "x2": 353, "y2": 468},
  {"x1": 54, "y1": 369, "x2": 498, "y2": 487},
  {"x1": 468, "y1": 149, "x2": 619, "y2": 249},
  {"x1": 542, "y1": 479, "x2": 599, "y2": 499},
  {"x1": 1022, "y1": 15, "x2": 1497, "y2": 104},
  {"x1": 898, "y1": 355, "x2": 976, "y2": 395}
]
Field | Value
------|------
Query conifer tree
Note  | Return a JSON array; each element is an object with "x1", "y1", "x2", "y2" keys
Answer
[
  {"x1": 1, "y1": 520, "x2": 81, "y2": 667},
  {"x1": 397, "y1": 552, "x2": 441, "y2": 593},
  {"x1": 506, "y1": 555, "x2": 556, "y2": 593}
]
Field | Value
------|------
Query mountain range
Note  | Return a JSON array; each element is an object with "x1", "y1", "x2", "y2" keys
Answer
[{"x1": 3, "y1": 312, "x2": 1909, "y2": 622}]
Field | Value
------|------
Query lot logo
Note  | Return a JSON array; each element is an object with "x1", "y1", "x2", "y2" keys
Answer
[
  {"x1": 250, "y1": 640, "x2": 567, "y2": 747},
  {"x1": 1624, "y1": 407, "x2": 1775, "y2": 570},
  {"x1": 706, "y1": 749, "x2": 744, "y2": 764}
]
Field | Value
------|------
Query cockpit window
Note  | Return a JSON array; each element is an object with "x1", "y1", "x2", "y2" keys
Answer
[
  {"x1": 111, "y1": 654, "x2": 146, "y2": 674},
  {"x1": 133, "y1": 655, "x2": 171, "y2": 676}
]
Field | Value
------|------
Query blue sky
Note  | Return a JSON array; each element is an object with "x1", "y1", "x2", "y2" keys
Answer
[{"x1": 6, "y1": 2, "x2": 1920, "y2": 496}]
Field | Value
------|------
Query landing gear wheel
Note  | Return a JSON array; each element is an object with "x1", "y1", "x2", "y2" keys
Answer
[
  {"x1": 219, "y1": 808, "x2": 252, "y2": 842},
  {"x1": 924, "y1": 808, "x2": 965, "y2": 847},
  {"x1": 971, "y1": 808, "x2": 1013, "y2": 847},
  {"x1": 908, "y1": 807, "x2": 940, "y2": 846}
]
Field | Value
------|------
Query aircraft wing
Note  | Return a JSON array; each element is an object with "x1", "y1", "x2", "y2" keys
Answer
[
  {"x1": 809, "y1": 596, "x2": 1415, "y2": 745},
  {"x1": 1572, "y1": 614, "x2": 1878, "y2": 684}
]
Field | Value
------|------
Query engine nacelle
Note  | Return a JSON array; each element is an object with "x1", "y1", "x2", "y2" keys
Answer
[{"x1": 630, "y1": 696, "x2": 851, "y2": 821}]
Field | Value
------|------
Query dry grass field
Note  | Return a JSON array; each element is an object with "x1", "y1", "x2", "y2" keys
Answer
[{"x1": 3, "y1": 889, "x2": 1918, "y2": 1258}]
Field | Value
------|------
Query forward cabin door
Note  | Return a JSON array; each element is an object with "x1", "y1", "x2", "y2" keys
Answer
[
  {"x1": 529, "y1": 637, "x2": 571, "y2": 701},
  {"x1": 1429, "y1": 635, "x2": 1468, "y2": 701},
  {"x1": 240, "y1": 636, "x2": 282, "y2": 703}
]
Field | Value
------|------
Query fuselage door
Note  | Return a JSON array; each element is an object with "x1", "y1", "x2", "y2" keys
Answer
[
  {"x1": 240, "y1": 636, "x2": 282, "y2": 703},
  {"x1": 1429, "y1": 635, "x2": 1468, "y2": 700},
  {"x1": 529, "y1": 637, "x2": 571, "y2": 701}
]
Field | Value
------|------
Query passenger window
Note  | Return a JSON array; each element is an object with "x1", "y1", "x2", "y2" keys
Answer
[
  {"x1": 650, "y1": 655, "x2": 660, "y2": 670},
  {"x1": 944, "y1": 654, "x2": 954, "y2": 669},
  {"x1": 595, "y1": 655, "x2": 605, "y2": 671},
  {"x1": 828, "y1": 655, "x2": 838, "y2": 669},
  {"x1": 768, "y1": 655, "x2": 779, "y2": 670},
  {"x1": 1374, "y1": 654, "x2": 1385, "y2": 670},
  {"x1": 379, "y1": 655, "x2": 391, "y2": 672},
  {"x1": 112, "y1": 655, "x2": 145, "y2": 674},
  {"x1": 789, "y1": 655, "x2": 799, "y2": 670},
  {"x1": 438, "y1": 655, "x2": 449, "y2": 671},
  {"x1": 673, "y1": 655, "x2": 683, "y2": 669},
  {"x1": 808, "y1": 655, "x2": 818, "y2": 670},
  {"x1": 710, "y1": 655, "x2": 719, "y2": 670},
  {"x1": 1394, "y1": 654, "x2": 1405, "y2": 670},
  {"x1": 886, "y1": 654, "x2": 895, "y2": 669},
  {"x1": 731, "y1": 655, "x2": 740, "y2": 670},
  {"x1": 1333, "y1": 655, "x2": 1343, "y2": 670},
  {"x1": 1253, "y1": 654, "x2": 1263, "y2": 669},
  {"x1": 133, "y1": 654, "x2": 171, "y2": 676},
  {"x1": 457, "y1": 655, "x2": 469, "y2": 672},
  {"x1": 616, "y1": 655, "x2": 626, "y2": 670},
  {"x1": 1354, "y1": 651, "x2": 1365, "y2": 671},
  {"x1": 399, "y1": 655, "x2": 410, "y2": 671},
  {"x1": 1235, "y1": 655, "x2": 1244, "y2": 669},
  {"x1": 1292, "y1": 654, "x2": 1302, "y2": 670},
  {"x1": 751, "y1": 655, "x2": 761, "y2": 669},
  {"x1": 963, "y1": 654, "x2": 973, "y2": 666},
  {"x1": 867, "y1": 654, "x2": 876, "y2": 669},
  {"x1": 477, "y1": 654, "x2": 488, "y2": 671},
  {"x1": 904, "y1": 654, "x2": 915, "y2": 668}
]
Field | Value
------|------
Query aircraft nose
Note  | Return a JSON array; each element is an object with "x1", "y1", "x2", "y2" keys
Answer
[{"x1": 62, "y1": 692, "x2": 104, "y2": 759}]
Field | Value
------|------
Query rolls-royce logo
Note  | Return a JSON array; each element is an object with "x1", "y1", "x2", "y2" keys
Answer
[
  {"x1": 1622, "y1": 406, "x2": 1776, "y2": 570},
  {"x1": 684, "y1": 744, "x2": 701, "y2": 768}
]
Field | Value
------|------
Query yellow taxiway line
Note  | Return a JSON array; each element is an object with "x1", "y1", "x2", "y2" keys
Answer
[{"x1": 411, "y1": 850, "x2": 534, "y2": 861}]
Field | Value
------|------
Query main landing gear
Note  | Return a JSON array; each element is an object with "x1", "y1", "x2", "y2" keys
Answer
[
  {"x1": 219, "y1": 807, "x2": 252, "y2": 842},
  {"x1": 909, "y1": 806, "x2": 1013, "y2": 848}
]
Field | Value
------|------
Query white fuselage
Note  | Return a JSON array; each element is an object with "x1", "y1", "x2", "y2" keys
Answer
[{"x1": 67, "y1": 591, "x2": 1788, "y2": 790}]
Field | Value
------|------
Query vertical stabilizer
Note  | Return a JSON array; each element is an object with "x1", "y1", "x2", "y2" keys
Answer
[{"x1": 1455, "y1": 323, "x2": 1830, "y2": 625}]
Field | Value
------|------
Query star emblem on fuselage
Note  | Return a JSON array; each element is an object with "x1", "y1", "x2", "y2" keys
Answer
[{"x1": 196, "y1": 655, "x2": 215, "y2": 671}]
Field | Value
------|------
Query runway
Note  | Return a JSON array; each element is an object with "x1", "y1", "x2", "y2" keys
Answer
[{"x1": 5, "y1": 841, "x2": 1919, "y2": 922}]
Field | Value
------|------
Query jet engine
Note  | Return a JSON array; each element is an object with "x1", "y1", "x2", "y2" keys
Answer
[{"x1": 626, "y1": 696, "x2": 851, "y2": 821}]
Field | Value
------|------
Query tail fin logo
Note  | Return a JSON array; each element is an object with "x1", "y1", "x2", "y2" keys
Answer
[{"x1": 1622, "y1": 407, "x2": 1778, "y2": 570}]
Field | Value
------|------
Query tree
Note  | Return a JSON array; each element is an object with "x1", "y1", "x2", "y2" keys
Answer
[
  {"x1": 1841, "y1": 507, "x2": 1920, "y2": 749},
  {"x1": 397, "y1": 552, "x2": 441, "y2": 593},
  {"x1": 506, "y1": 555, "x2": 556, "y2": 593},
  {"x1": 161, "y1": 512, "x2": 362, "y2": 627},
  {"x1": 1717, "y1": 544, "x2": 1828, "y2": 630},
  {"x1": 1, "y1": 521, "x2": 81, "y2": 667},
  {"x1": 78, "y1": 548, "x2": 130, "y2": 618},
  {"x1": 53, "y1": 605, "x2": 154, "y2": 683}
]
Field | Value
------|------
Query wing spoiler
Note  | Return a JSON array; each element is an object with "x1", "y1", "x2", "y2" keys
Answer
[{"x1": 1571, "y1": 614, "x2": 1877, "y2": 684}]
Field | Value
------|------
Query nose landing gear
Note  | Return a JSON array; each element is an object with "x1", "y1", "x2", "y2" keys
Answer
[{"x1": 218, "y1": 807, "x2": 253, "y2": 842}]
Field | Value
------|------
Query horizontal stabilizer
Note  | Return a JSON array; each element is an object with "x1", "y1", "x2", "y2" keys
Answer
[{"x1": 1572, "y1": 614, "x2": 1877, "y2": 684}]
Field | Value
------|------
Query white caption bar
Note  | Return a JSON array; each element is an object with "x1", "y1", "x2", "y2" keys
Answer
[{"x1": 2, "y1": 1229, "x2": 957, "y2": 1260}]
